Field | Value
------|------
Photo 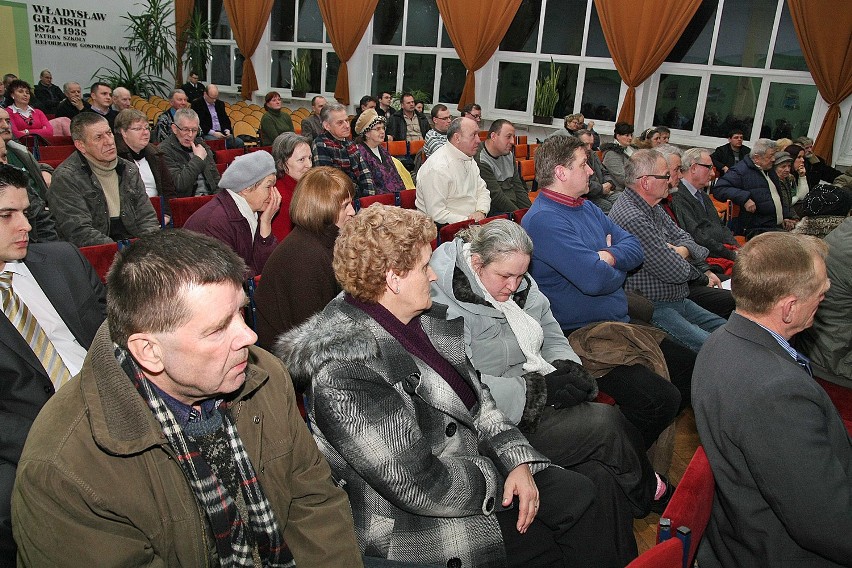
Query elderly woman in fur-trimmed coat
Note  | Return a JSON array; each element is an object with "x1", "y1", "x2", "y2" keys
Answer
[{"x1": 276, "y1": 205, "x2": 625, "y2": 568}]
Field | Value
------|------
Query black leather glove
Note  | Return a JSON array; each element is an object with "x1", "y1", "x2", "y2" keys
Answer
[{"x1": 545, "y1": 360, "x2": 598, "y2": 408}]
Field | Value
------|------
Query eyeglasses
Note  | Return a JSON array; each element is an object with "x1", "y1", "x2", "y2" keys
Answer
[
  {"x1": 174, "y1": 125, "x2": 200, "y2": 134},
  {"x1": 640, "y1": 173, "x2": 671, "y2": 180},
  {"x1": 694, "y1": 163, "x2": 713, "y2": 170},
  {"x1": 128, "y1": 125, "x2": 152, "y2": 132},
  {"x1": 434, "y1": 115, "x2": 452, "y2": 122},
  {"x1": 469, "y1": 114, "x2": 482, "y2": 120}
]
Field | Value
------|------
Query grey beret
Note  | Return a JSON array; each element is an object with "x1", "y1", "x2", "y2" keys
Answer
[{"x1": 218, "y1": 150, "x2": 276, "y2": 191}]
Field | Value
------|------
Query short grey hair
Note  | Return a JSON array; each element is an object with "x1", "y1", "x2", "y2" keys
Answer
[
  {"x1": 169, "y1": 88, "x2": 186, "y2": 100},
  {"x1": 272, "y1": 131, "x2": 311, "y2": 176},
  {"x1": 626, "y1": 149, "x2": 664, "y2": 186},
  {"x1": 656, "y1": 144, "x2": 682, "y2": 160},
  {"x1": 320, "y1": 101, "x2": 345, "y2": 124},
  {"x1": 751, "y1": 138, "x2": 776, "y2": 158},
  {"x1": 446, "y1": 117, "x2": 465, "y2": 142},
  {"x1": 174, "y1": 108, "x2": 200, "y2": 126},
  {"x1": 457, "y1": 219, "x2": 533, "y2": 266},
  {"x1": 794, "y1": 136, "x2": 813, "y2": 147},
  {"x1": 62, "y1": 81, "x2": 80, "y2": 94},
  {"x1": 681, "y1": 147, "x2": 710, "y2": 169}
]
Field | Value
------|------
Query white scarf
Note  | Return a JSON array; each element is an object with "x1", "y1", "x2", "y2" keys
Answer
[{"x1": 463, "y1": 244, "x2": 555, "y2": 375}]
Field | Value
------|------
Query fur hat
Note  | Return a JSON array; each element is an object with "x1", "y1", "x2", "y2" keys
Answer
[
  {"x1": 354, "y1": 109, "x2": 385, "y2": 136},
  {"x1": 218, "y1": 150, "x2": 276, "y2": 191}
]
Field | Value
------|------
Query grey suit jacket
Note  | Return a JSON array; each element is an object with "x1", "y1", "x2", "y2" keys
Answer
[
  {"x1": 0, "y1": 242, "x2": 106, "y2": 564},
  {"x1": 693, "y1": 313, "x2": 852, "y2": 568},
  {"x1": 670, "y1": 181, "x2": 738, "y2": 260}
]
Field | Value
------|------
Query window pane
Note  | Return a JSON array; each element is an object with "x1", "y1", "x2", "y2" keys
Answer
[
  {"x1": 654, "y1": 74, "x2": 701, "y2": 130},
  {"x1": 211, "y1": 45, "x2": 231, "y2": 85},
  {"x1": 585, "y1": 2, "x2": 611, "y2": 58},
  {"x1": 541, "y1": 0, "x2": 586, "y2": 56},
  {"x1": 406, "y1": 0, "x2": 439, "y2": 47},
  {"x1": 439, "y1": 58, "x2": 466, "y2": 104},
  {"x1": 195, "y1": 0, "x2": 207, "y2": 24},
  {"x1": 580, "y1": 68, "x2": 620, "y2": 121},
  {"x1": 499, "y1": 0, "x2": 541, "y2": 53},
  {"x1": 495, "y1": 62, "x2": 531, "y2": 112},
  {"x1": 770, "y1": 3, "x2": 808, "y2": 71},
  {"x1": 325, "y1": 52, "x2": 340, "y2": 93},
  {"x1": 270, "y1": 0, "x2": 296, "y2": 42},
  {"x1": 372, "y1": 54, "x2": 399, "y2": 97},
  {"x1": 210, "y1": 0, "x2": 230, "y2": 40},
  {"x1": 761, "y1": 83, "x2": 817, "y2": 140},
  {"x1": 233, "y1": 49, "x2": 244, "y2": 88},
  {"x1": 701, "y1": 74, "x2": 761, "y2": 139},
  {"x1": 713, "y1": 0, "x2": 776, "y2": 68},
  {"x1": 297, "y1": 0, "x2": 323, "y2": 43},
  {"x1": 373, "y1": 0, "x2": 403, "y2": 45},
  {"x1": 538, "y1": 61, "x2": 579, "y2": 119},
  {"x1": 666, "y1": 0, "x2": 716, "y2": 64},
  {"x1": 270, "y1": 50, "x2": 292, "y2": 89},
  {"x1": 298, "y1": 48, "x2": 323, "y2": 93},
  {"x1": 440, "y1": 24, "x2": 455, "y2": 49},
  {"x1": 403, "y1": 54, "x2": 436, "y2": 104}
]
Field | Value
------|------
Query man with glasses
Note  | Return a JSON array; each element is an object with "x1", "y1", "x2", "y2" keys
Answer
[
  {"x1": 671, "y1": 148, "x2": 739, "y2": 261},
  {"x1": 424, "y1": 104, "x2": 451, "y2": 157},
  {"x1": 160, "y1": 108, "x2": 220, "y2": 197},
  {"x1": 49, "y1": 113, "x2": 159, "y2": 246},
  {"x1": 609, "y1": 149, "x2": 727, "y2": 353},
  {"x1": 460, "y1": 103, "x2": 482, "y2": 126},
  {"x1": 712, "y1": 138, "x2": 795, "y2": 238},
  {"x1": 375, "y1": 91, "x2": 393, "y2": 118}
]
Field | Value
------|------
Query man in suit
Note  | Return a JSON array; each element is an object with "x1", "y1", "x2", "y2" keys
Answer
[
  {"x1": 0, "y1": 164, "x2": 106, "y2": 566},
  {"x1": 692, "y1": 231, "x2": 852, "y2": 568},
  {"x1": 191, "y1": 84, "x2": 243, "y2": 149}
]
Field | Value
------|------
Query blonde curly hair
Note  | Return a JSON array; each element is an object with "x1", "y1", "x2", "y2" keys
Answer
[{"x1": 333, "y1": 204, "x2": 436, "y2": 302}]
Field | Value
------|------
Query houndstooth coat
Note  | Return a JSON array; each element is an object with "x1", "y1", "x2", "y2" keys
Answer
[{"x1": 276, "y1": 296, "x2": 549, "y2": 568}]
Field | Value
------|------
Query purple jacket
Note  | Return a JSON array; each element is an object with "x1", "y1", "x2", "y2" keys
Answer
[{"x1": 184, "y1": 191, "x2": 277, "y2": 278}]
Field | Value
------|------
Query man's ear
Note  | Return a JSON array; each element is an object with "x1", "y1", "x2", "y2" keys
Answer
[
  {"x1": 126, "y1": 333, "x2": 165, "y2": 375},
  {"x1": 778, "y1": 294, "x2": 797, "y2": 325}
]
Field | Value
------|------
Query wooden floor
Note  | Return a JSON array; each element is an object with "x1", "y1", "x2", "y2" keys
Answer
[{"x1": 633, "y1": 407, "x2": 701, "y2": 553}]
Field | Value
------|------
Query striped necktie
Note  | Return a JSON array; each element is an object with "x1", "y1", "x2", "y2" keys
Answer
[{"x1": 0, "y1": 271, "x2": 72, "y2": 390}]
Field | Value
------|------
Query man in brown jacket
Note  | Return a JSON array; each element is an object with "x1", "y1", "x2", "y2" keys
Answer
[{"x1": 12, "y1": 230, "x2": 363, "y2": 567}]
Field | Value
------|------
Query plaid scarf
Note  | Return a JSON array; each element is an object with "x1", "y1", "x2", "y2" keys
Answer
[{"x1": 115, "y1": 346, "x2": 291, "y2": 567}]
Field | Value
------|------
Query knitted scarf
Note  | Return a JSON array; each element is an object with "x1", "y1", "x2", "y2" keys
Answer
[{"x1": 115, "y1": 346, "x2": 291, "y2": 567}]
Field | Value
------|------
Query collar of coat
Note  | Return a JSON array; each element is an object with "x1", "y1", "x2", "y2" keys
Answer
[{"x1": 81, "y1": 321, "x2": 269, "y2": 456}]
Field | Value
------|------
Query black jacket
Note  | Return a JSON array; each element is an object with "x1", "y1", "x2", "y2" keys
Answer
[
  {"x1": 710, "y1": 143, "x2": 751, "y2": 173},
  {"x1": 191, "y1": 97, "x2": 231, "y2": 136},
  {"x1": 386, "y1": 108, "x2": 431, "y2": 142}
]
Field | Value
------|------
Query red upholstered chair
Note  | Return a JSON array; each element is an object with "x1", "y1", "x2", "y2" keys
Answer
[
  {"x1": 816, "y1": 378, "x2": 852, "y2": 435},
  {"x1": 43, "y1": 135, "x2": 73, "y2": 145},
  {"x1": 38, "y1": 159, "x2": 64, "y2": 170},
  {"x1": 247, "y1": 145, "x2": 273, "y2": 153},
  {"x1": 515, "y1": 135, "x2": 528, "y2": 145},
  {"x1": 386, "y1": 141, "x2": 408, "y2": 158},
  {"x1": 517, "y1": 159, "x2": 537, "y2": 190},
  {"x1": 149, "y1": 195, "x2": 167, "y2": 228},
  {"x1": 398, "y1": 189, "x2": 417, "y2": 209},
  {"x1": 438, "y1": 219, "x2": 475, "y2": 245},
  {"x1": 168, "y1": 195, "x2": 216, "y2": 228},
  {"x1": 514, "y1": 144, "x2": 529, "y2": 160},
  {"x1": 37, "y1": 145, "x2": 75, "y2": 162},
  {"x1": 357, "y1": 193, "x2": 395, "y2": 211},
  {"x1": 205, "y1": 138, "x2": 227, "y2": 151},
  {"x1": 78, "y1": 242, "x2": 121, "y2": 283},
  {"x1": 512, "y1": 207, "x2": 529, "y2": 225},
  {"x1": 408, "y1": 139, "x2": 424, "y2": 156},
  {"x1": 216, "y1": 162, "x2": 228, "y2": 175},
  {"x1": 479, "y1": 213, "x2": 510, "y2": 225},
  {"x1": 625, "y1": 537, "x2": 682, "y2": 568},
  {"x1": 214, "y1": 148, "x2": 244, "y2": 165},
  {"x1": 660, "y1": 446, "x2": 715, "y2": 568}
]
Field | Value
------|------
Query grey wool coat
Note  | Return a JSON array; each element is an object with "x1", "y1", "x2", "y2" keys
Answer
[{"x1": 276, "y1": 296, "x2": 550, "y2": 568}]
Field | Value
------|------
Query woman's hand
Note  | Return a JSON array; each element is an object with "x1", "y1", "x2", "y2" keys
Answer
[{"x1": 502, "y1": 463, "x2": 539, "y2": 533}]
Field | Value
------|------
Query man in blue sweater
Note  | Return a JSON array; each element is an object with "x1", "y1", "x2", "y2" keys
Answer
[{"x1": 522, "y1": 135, "x2": 693, "y2": 437}]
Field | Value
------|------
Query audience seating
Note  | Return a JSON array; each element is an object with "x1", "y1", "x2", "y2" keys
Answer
[
  {"x1": 38, "y1": 159, "x2": 64, "y2": 170},
  {"x1": 408, "y1": 140, "x2": 424, "y2": 156},
  {"x1": 386, "y1": 141, "x2": 408, "y2": 158},
  {"x1": 35, "y1": 144, "x2": 75, "y2": 162},
  {"x1": 398, "y1": 189, "x2": 416, "y2": 209},
  {"x1": 528, "y1": 143, "x2": 539, "y2": 158},
  {"x1": 514, "y1": 144, "x2": 529, "y2": 160},
  {"x1": 478, "y1": 131, "x2": 488, "y2": 141},
  {"x1": 438, "y1": 219, "x2": 476, "y2": 245},
  {"x1": 42, "y1": 135, "x2": 73, "y2": 145},
  {"x1": 516, "y1": 135, "x2": 527, "y2": 145},
  {"x1": 149, "y1": 195, "x2": 167, "y2": 228},
  {"x1": 512, "y1": 207, "x2": 529, "y2": 224},
  {"x1": 625, "y1": 536, "x2": 682, "y2": 568},
  {"x1": 815, "y1": 378, "x2": 852, "y2": 435},
  {"x1": 216, "y1": 163, "x2": 228, "y2": 175},
  {"x1": 78, "y1": 242, "x2": 122, "y2": 283},
  {"x1": 169, "y1": 195, "x2": 215, "y2": 228},
  {"x1": 248, "y1": 145, "x2": 274, "y2": 154},
  {"x1": 517, "y1": 159, "x2": 537, "y2": 190},
  {"x1": 659, "y1": 446, "x2": 714, "y2": 568},
  {"x1": 357, "y1": 193, "x2": 396, "y2": 211},
  {"x1": 215, "y1": 148, "x2": 245, "y2": 165},
  {"x1": 206, "y1": 138, "x2": 227, "y2": 151}
]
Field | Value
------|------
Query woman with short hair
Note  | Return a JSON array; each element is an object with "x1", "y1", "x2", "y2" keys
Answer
[
  {"x1": 602, "y1": 121, "x2": 635, "y2": 191},
  {"x1": 276, "y1": 205, "x2": 629, "y2": 568},
  {"x1": 6, "y1": 79, "x2": 53, "y2": 138},
  {"x1": 254, "y1": 166, "x2": 354, "y2": 349},
  {"x1": 259, "y1": 91, "x2": 294, "y2": 146},
  {"x1": 114, "y1": 108, "x2": 176, "y2": 222},
  {"x1": 270, "y1": 131, "x2": 312, "y2": 239}
]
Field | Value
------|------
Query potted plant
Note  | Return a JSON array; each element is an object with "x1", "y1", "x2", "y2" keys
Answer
[
  {"x1": 291, "y1": 50, "x2": 311, "y2": 98},
  {"x1": 183, "y1": 8, "x2": 211, "y2": 79},
  {"x1": 94, "y1": 49, "x2": 170, "y2": 98},
  {"x1": 533, "y1": 59, "x2": 560, "y2": 125}
]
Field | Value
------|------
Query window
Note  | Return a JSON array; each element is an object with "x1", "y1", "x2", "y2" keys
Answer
[
  {"x1": 712, "y1": 0, "x2": 777, "y2": 68},
  {"x1": 199, "y1": 0, "x2": 241, "y2": 90},
  {"x1": 701, "y1": 74, "x2": 762, "y2": 139},
  {"x1": 269, "y1": 0, "x2": 336, "y2": 99},
  {"x1": 495, "y1": 62, "x2": 531, "y2": 112},
  {"x1": 580, "y1": 69, "x2": 620, "y2": 122},
  {"x1": 761, "y1": 83, "x2": 818, "y2": 140},
  {"x1": 368, "y1": 0, "x2": 464, "y2": 106},
  {"x1": 654, "y1": 74, "x2": 702, "y2": 130},
  {"x1": 770, "y1": 2, "x2": 808, "y2": 71}
]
